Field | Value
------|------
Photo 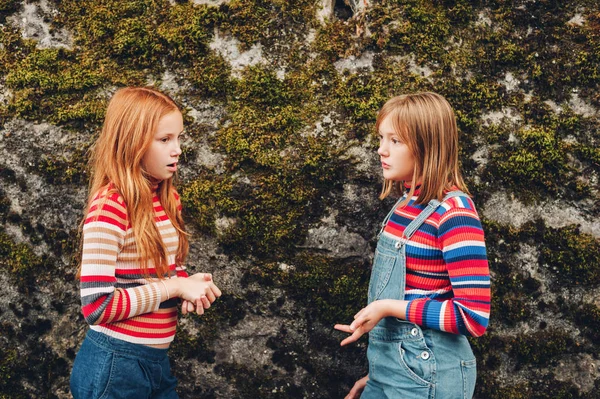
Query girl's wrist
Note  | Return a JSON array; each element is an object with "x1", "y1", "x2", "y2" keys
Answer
[
  {"x1": 382, "y1": 299, "x2": 407, "y2": 320},
  {"x1": 164, "y1": 278, "x2": 180, "y2": 298}
]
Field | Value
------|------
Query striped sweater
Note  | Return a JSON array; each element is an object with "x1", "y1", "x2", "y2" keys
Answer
[
  {"x1": 382, "y1": 187, "x2": 491, "y2": 337},
  {"x1": 79, "y1": 185, "x2": 188, "y2": 345}
]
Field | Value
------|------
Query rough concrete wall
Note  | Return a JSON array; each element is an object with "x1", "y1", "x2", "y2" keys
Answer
[{"x1": 0, "y1": 0, "x2": 599, "y2": 398}]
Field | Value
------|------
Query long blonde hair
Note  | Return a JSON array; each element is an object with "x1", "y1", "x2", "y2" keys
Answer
[
  {"x1": 376, "y1": 92, "x2": 469, "y2": 205},
  {"x1": 80, "y1": 87, "x2": 188, "y2": 278}
]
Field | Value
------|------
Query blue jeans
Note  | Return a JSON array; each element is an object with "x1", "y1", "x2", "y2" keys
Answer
[{"x1": 70, "y1": 329, "x2": 178, "y2": 399}]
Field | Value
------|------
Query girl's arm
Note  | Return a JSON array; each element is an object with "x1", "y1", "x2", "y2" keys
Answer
[
  {"x1": 404, "y1": 202, "x2": 491, "y2": 337},
  {"x1": 335, "y1": 199, "x2": 490, "y2": 344},
  {"x1": 79, "y1": 194, "x2": 221, "y2": 325},
  {"x1": 79, "y1": 194, "x2": 164, "y2": 325}
]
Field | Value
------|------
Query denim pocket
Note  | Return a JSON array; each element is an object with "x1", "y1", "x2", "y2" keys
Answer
[
  {"x1": 461, "y1": 358, "x2": 477, "y2": 399},
  {"x1": 368, "y1": 250, "x2": 396, "y2": 302},
  {"x1": 70, "y1": 337, "x2": 114, "y2": 399},
  {"x1": 397, "y1": 341, "x2": 434, "y2": 387},
  {"x1": 99, "y1": 354, "x2": 155, "y2": 398}
]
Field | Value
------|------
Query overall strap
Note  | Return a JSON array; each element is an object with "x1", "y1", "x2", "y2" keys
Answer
[
  {"x1": 403, "y1": 190, "x2": 466, "y2": 239},
  {"x1": 377, "y1": 196, "x2": 406, "y2": 239}
]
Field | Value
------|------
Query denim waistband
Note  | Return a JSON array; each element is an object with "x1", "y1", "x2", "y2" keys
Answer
[
  {"x1": 86, "y1": 329, "x2": 169, "y2": 362},
  {"x1": 369, "y1": 318, "x2": 423, "y2": 342}
]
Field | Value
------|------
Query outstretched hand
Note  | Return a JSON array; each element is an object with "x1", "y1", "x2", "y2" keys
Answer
[{"x1": 334, "y1": 300, "x2": 393, "y2": 346}]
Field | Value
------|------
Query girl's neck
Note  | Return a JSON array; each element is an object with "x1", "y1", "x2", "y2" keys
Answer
[
  {"x1": 149, "y1": 178, "x2": 163, "y2": 191},
  {"x1": 403, "y1": 181, "x2": 421, "y2": 189}
]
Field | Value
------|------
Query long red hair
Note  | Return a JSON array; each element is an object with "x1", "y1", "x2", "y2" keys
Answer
[{"x1": 80, "y1": 87, "x2": 188, "y2": 278}]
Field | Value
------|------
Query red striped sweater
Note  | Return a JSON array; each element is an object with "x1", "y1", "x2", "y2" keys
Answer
[
  {"x1": 382, "y1": 187, "x2": 491, "y2": 337},
  {"x1": 79, "y1": 185, "x2": 188, "y2": 345}
]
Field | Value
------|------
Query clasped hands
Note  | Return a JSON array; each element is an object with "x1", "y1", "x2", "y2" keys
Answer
[{"x1": 180, "y1": 273, "x2": 222, "y2": 316}]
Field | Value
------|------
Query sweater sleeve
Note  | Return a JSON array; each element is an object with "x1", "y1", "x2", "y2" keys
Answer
[
  {"x1": 79, "y1": 192, "x2": 162, "y2": 325},
  {"x1": 405, "y1": 199, "x2": 491, "y2": 337}
]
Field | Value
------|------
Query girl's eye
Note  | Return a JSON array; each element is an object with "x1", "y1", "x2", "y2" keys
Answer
[
  {"x1": 391, "y1": 138, "x2": 399, "y2": 144},
  {"x1": 161, "y1": 137, "x2": 169, "y2": 143}
]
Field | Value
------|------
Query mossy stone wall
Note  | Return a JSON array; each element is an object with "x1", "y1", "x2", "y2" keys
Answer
[{"x1": 0, "y1": 1, "x2": 599, "y2": 398}]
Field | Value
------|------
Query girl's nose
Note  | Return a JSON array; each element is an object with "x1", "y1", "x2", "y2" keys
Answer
[
  {"x1": 173, "y1": 144, "x2": 182, "y2": 156},
  {"x1": 377, "y1": 144, "x2": 387, "y2": 157}
]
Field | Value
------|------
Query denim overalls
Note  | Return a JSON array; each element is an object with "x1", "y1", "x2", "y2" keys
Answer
[{"x1": 362, "y1": 191, "x2": 477, "y2": 399}]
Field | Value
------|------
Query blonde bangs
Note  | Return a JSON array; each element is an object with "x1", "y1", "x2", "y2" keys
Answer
[{"x1": 376, "y1": 92, "x2": 469, "y2": 205}]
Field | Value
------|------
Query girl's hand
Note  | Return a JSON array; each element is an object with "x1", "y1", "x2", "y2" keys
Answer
[
  {"x1": 345, "y1": 375, "x2": 368, "y2": 399},
  {"x1": 179, "y1": 273, "x2": 216, "y2": 316},
  {"x1": 334, "y1": 300, "x2": 392, "y2": 346},
  {"x1": 171, "y1": 273, "x2": 222, "y2": 314},
  {"x1": 181, "y1": 300, "x2": 195, "y2": 315}
]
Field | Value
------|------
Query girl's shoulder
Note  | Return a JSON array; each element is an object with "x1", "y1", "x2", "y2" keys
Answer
[
  {"x1": 436, "y1": 191, "x2": 481, "y2": 222},
  {"x1": 89, "y1": 183, "x2": 128, "y2": 214}
]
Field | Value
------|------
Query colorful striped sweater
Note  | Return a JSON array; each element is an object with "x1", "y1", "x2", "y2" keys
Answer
[
  {"x1": 382, "y1": 187, "x2": 491, "y2": 337},
  {"x1": 79, "y1": 185, "x2": 188, "y2": 345}
]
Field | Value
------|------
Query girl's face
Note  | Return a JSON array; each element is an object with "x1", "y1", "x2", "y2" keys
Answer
[
  {"x1": 142, "y1": 111, "x2": 183, "y2": 182},
  {"x1": 377, "y1": 115, "x2": 416, "y2": 183}
]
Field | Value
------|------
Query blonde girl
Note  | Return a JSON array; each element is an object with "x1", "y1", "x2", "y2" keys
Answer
[
  {"x1": 70, "y1": 87, "x2": 221, "y2": 399},
  {"x1": 335, "y1": 92, "x2": 491, "y2": 399}
]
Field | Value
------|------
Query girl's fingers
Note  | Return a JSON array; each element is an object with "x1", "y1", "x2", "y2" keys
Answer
[
  {"x1": 334, "y1": 324, "x2": 353, "y2": 333},
  {"x1": 200, "y1": 295, "x2": 211, "y2": 309},
  {"x1": 211, "y1": 284, "x2": 222, "y2": 298},
  {"x1": 203, "y1": 273, "x2": 212, "y2": 281},
  {"x1": 350, "y1": 316, "x2": 367, "y2": 331},
  {"x1": 205, "y1": 290, "x2": 216, "y2": 303},
  {"x1": 340, "y1": 331, "x2": 362, "y2": 346},
  {"x1": 340, "y1": 329, "x2": 363, "y2": 346},
  {"x1": 186, "y1": 301, "x2": 195, "y2": 313},
  {"x1": 181, "y1": 300, "x2": 188, "y2": 315},
  {"x1": 354, "y1": 307, "x2": 366, "y2": 319},
  {"x1": 195, "y1": 302, "x2": 205, "y2": 315}
]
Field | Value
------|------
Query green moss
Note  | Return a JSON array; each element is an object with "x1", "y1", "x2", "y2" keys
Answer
[
  {"x1": 4, "y1": 47, "x2": 105, "y2": 124},
  {"x1": 181, "y1": 171, "x2": 238, "y2": 235},
  {"x1": 476, "y1": 376, "x2": 531, "y2": 399},
  {"x1": 221, "y1": 0, "x2": 317, "y2": 50},
  {"x1": 0, "y1": 0, "x2": 19, "y2": 15},
  {"x1": 539, "y1": 225, "x2": 600, "y2": 286},
  {"x1": 311, "y1": 18, "x2": 364, "y2": 62},
  {"x1": 29, "y1": 145, "x2": 90, "y2": 185},
  {"x1": 480, "y1": 219, "x2": 536, "y2": 325},
  {"x1": 573, "y1": 303, "x2": 600, "y2": 343},
  {"x1": 0, "y1": 231, "x2": 45, "y2": 289},
  {"x1": 510, "y1": 329, "x2": 572, "y2": 366},
  {"x1": 246, "y1": 253, "x2": 369, "y2": 325},
  {"x1": 179, "y1": 64, "x2": 344, "y2": 256},
  {"x1": 0, "y1": 347, "x2": 27, "y2": 399},
  {"x1": 367, "y1": 1, "x2": 451, "y2": 63},
  {"x1": 56, "y1": 0, "x2": 170, "y2": 70},
  {"x1": 574, "y1": 144, "x2": 600, "y2": 172},
  {"x1": 486, "y1": 125, "x2": 581, "y2": 202}
]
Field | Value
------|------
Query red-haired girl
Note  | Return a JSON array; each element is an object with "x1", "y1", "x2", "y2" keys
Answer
[{"x1": 70, "y1": 87, "x2": 221, "y2": 399}]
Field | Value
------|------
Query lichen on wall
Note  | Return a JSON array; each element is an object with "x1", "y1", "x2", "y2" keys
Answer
[{"x1": 0, "y1": 0, "x2": 599, "y2": 398}]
